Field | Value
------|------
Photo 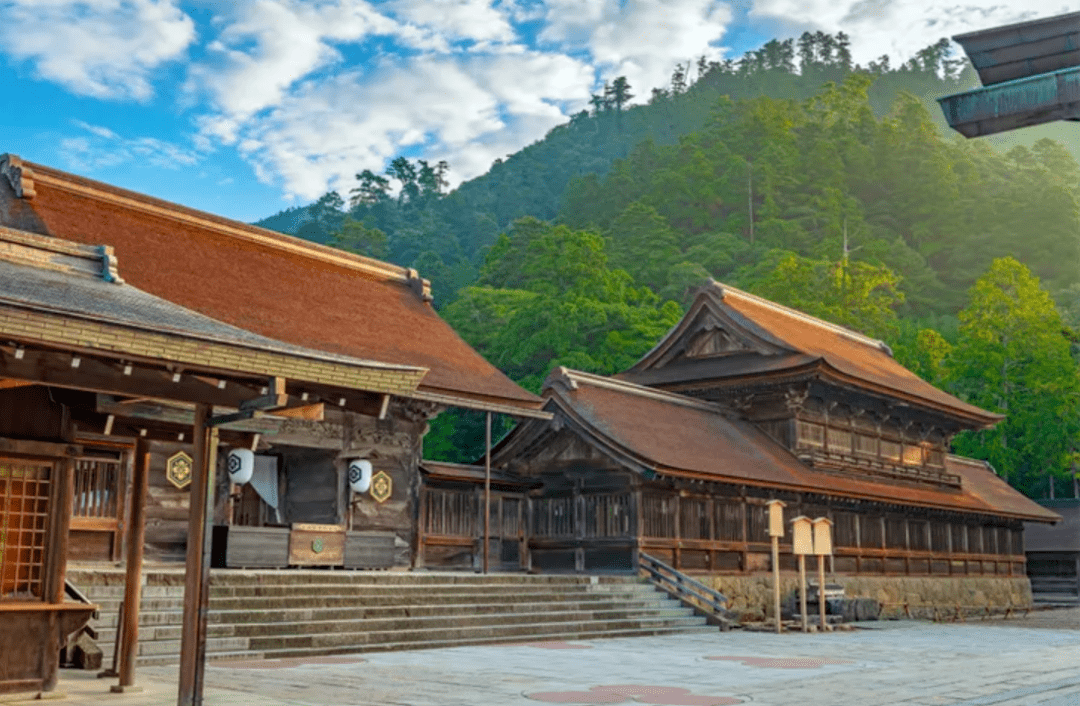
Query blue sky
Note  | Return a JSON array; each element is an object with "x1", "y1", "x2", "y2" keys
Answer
[{"x1": 0, "y1": 1, "x2": 1068, "y2": 223}]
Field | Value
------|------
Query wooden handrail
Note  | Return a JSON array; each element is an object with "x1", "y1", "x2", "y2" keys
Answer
[{"x1": 639, "y1": 553, "x2": 733, "y2": 628}]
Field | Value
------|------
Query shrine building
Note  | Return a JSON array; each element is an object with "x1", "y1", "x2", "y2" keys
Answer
[{"x1": 423, "y1": 281, "x2": 1059, "y2": 613}]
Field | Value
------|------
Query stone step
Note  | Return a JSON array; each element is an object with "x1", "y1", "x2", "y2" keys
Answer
[
  {"x1": 125, "y1": 623, "x2": 715, "y2": 667},
  {"x1": 123, "y1": 616, "x2": 710, "y2": 663},
  {"x1": 68, "y1": 569, "x2": 644, "y2": 587},
  {"x1": 86, "y1": 590, "x2": 665, "y2": 614},
  {"x1": 95, "y1": 605, "x2": 699, "y2": 645},
  {"x1": 71, "y1": 569, "x2": 710, "y2": 666},
  {"x1": 89, "y1": 595, "x2": 683, "y2": 631},
  {"x1": 246, "y1": 615, "x2": 708, "y2": 651}
]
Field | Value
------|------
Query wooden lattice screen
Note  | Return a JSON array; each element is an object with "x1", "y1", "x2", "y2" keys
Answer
[
  {"x1": 72, "y1": 458, "x2": 120, "y2": 520},
  {"x1": 0, "y1": 458, "x2": 52, "y2": 600}
]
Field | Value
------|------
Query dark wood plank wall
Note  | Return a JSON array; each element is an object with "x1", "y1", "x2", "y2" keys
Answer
[
  {"x1": 416, "y1": 472, "x2": 1028, "y2": 577},
  {"x1": 637, "y1": 482, "x2": 1026, "y2": 577}
]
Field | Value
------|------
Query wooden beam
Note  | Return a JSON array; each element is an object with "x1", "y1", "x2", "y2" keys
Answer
[
  {"x1": 0, "y1": 348, "x2": 264, "y2": 408},
  {"x1": 113, "y1": 438, "x2": 149, "y2": 693},
  {"x1": 0, "y1": 437, "x2": 80, "y2": 458},
  {"x1": 0, "y1": 378, "x2": 35, "y2": 389},
  {"x1": 240, "y1": 376, "x2": 287, "y2": 412},
  {"x1": 268, "y1": 402, "x2": 324, "y2": 421}
]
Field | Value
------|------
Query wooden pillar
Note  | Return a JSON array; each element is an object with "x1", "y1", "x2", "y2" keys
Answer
[
  {"x1": 42, "y1": 455, "x2": 76, "y2": 692},
  {"x1": 799, "y1": 554, "x2": 808, "y2": 633},
  {"x1": 483, "y1": 411, "x2": 491, "y2": 575},
  {"x1": 817, "y1": 554, "x2": 826, "y2": 629},
  {"x1": 113, "y1": 438, "x2": 150, "y2": 693},
  {"x1": 177, "y1": 405, "x2": 216, "y2": 706}
]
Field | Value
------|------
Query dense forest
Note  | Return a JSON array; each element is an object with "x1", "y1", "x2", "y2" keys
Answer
[{"x1": 256, "y1": 33, "x2": 1080, "y2": 500}]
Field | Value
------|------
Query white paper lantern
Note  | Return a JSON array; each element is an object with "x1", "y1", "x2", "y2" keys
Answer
[
  {"x1": 227, "y1": 448, "x2": 254, "y2": 485},
  {"x1": 348, "y1": 459, "x2": 373, "y2": 493}
]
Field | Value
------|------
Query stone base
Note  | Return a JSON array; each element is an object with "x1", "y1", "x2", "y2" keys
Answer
[{"x1": 700, "y1": 574, "x2": 1033, "y2": 622}]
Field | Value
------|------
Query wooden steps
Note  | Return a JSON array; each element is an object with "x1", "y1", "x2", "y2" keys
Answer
[{"x1": 66, "y1": 568, "x2": 712, "y2": 665}]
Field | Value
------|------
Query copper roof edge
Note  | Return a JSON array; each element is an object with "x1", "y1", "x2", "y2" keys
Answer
[
  {"x1": 1, "y1": 153, "x2": 434, "y2": 301},
  {"x1": 545, "y1": 367, "x2": 727, "y2": 414},
  {"x1": 409, "y1": 389, "x2": 550, "y2": 418}
]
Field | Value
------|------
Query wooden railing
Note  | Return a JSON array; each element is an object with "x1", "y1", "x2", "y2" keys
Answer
[{"x1": 639, "y1": 552, "x2": 733, "y2": 629}]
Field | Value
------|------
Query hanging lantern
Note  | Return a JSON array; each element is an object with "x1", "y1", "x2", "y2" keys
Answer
[
  {"x1": 227, "y1": 448, "x2": 255, "y2": 485},
  {"x1": 348, "y1": 459, "x2": 373, "y2": 493}
]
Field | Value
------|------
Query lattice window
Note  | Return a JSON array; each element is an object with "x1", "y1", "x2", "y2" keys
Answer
[
  {"x1": 72, "y1": 458, "x2": 120, "y2": 520},
  {"x1": 833, "y1": 512, "x2": 858, "y2": 547},
  {"x1": 747, "y1": 503, "x2": 770, "y2": 543},
  {"x1": 1010, "y1": 528, "x2": 1024, "y2": 555},
  {"x1": 902, "y1": 445, "x2": 924, "y2": 466},
  {"x1": 908, "y1": 520, "x2": 929, "y2": 551},
  {"x1": 925, "y1": 448, "x2": 945, "y2": 468},
  {"x1": 861, "y1": 515, "x2": 883, "y2": 548},
  {"x1": 880, "y1": 440, "x2": 901, "y2": 462},
  {"x1": 713, "y1": 500, "x2": 742, "y2": 541},
  {"x1": 679, "y1": 497, "x2": 709, "y2": 540},
  {"x1": 424, "y1": 489, "x2": 478, "y2": 537},
  {"x1": 930, "y1": 521, "x2": 950, "y2": 552},
  {"x1": 951, "y1": 523, "x2": 967, "y2": 553},
  {"x1": 796, "y1": 421, "x2": 825, "y2": 449},
  {"x1": 827, "y1": 428, "x2": 852, "y2": 454},
  {"x1": 0, "y1": 459, "x2": 52, "y2": 601},
  {"x1": 854, "y1": 434, "x2": 878, "y2": 458},
  {"x1": 968, "y1": 525, "x2": 984, "y2": 554},
  {"x1": 884, "y1": 517, "x2": 907, "y2": 549},
  {"x1": 584, "y1": 493, "x2": 632, "y2": 538},
  {"x1": 642, "y1": 494, "x2": 677, "y2": 538}
]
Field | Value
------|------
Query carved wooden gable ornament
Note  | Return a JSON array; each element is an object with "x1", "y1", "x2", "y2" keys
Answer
[{"x1": 685, "y1": 325, "x2": 752, "y2": 358}]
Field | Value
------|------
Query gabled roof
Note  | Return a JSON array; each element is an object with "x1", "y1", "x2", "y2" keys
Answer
[
  {"x1": 0, "y1": 225, "x2": 426, "y2": 395},
  {"x1": 0, "y1": 154, "x2": 545, "y2": 417},
  {"x1": 622, "y1": 280, "x2": 1001, "y2": 428},
  {"x1": 495, "y1": 368, "x2": 1057, "y2": 523}
]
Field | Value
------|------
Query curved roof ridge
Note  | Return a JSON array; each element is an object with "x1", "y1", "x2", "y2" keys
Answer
[{"x1": 709, "y1": 280, "x2": 893, "y2": 356}]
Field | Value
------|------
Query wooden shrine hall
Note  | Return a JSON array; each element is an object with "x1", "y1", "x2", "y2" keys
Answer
[
  {"x1": 0, "y1": 154, "x2": 547, "y2": 703},
  {"x1": 419, "y1": 281, "x2": 1059, "y2": 606},
  {"x1": 0, "y1": 224, "x2": 444, "y2": 696}
]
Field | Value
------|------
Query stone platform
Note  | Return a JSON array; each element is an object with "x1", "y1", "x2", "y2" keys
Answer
[{"x1": 18, "y1": 608, "x2": 1080, "y2": 706}]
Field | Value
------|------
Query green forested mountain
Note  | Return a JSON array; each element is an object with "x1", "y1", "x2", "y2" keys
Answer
[
  {"x1": 254, "y1": 34, "x2": 984, "y2": 305},
  {"x1": 255, "y1": 33, "x2": 1080, "y2": 499}
]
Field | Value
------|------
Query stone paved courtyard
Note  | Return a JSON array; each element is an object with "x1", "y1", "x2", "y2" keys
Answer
[{"x1": 18, "y1": 608, "x2": 1080, "y2": 706}]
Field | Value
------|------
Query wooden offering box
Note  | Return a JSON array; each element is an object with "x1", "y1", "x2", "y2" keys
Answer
[{"x1": 288, "y1": 523, "x2": 346, "y2": 566}]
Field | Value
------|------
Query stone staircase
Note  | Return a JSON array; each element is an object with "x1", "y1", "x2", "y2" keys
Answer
[{"x1": 66, "y1": 567, "x2": 712, "y2": 665}]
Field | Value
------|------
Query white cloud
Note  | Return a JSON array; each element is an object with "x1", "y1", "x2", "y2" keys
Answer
[
  {"x1": 234, "y1": 51, "x2": 592, "y2": 201},
  {"x1": 0, "y1": 0, "x2": 194, "y2": 100},
  {"x1": 749, "y1": 1, "x2": 1076, "y2": 68},
  {"x1": 60, "y1": 121, "x2": 202, "y2": 171},
  {"x1": 384, "y1": 0, "x2": 517, "y2": 44},
  {"x1": 186, "y1": 0, "x2": 403, "y2": 121},
  {"x1": 539, "y1": 0, "x2": 732, "y2": 92}
]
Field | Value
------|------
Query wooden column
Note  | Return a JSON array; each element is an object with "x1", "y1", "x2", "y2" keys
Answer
[
  {"x1": 43, "y1": 455, "x2": 77, "y2": 693},
  {"x1": 483, "y1": 411, "x2": 491, "y2": 575},
  {"x1": 177, "y1": 405, "x2": 216, "y2": 706},
  {"x1": 113, "y1": 438, "x2": 149, "y2": 692}
]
